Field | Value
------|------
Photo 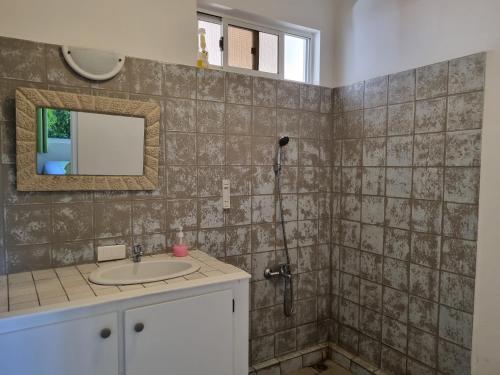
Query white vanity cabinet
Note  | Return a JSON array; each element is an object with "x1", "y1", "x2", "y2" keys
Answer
[
  {"x1": 125, "y1": 289, "x2": 234, "y2": 375},
  {"x1": 0, "y1": 278, "x2": 249, "y2": 375},
  {"x1": 0, "y1": 312, "x2": 119, "y2": 375}
]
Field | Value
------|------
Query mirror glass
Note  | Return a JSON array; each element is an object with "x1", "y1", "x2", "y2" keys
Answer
[{"x1": 36, "y1": 107, "x2": 145, "y2": 176}]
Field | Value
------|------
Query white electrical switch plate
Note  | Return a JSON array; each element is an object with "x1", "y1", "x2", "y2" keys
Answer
[
  {"x1": 222, "y1": 179, "x2": 231, "y2": 209},
  {"x1": 97, "y1": 244, "x2": 127, "y2": 262}
]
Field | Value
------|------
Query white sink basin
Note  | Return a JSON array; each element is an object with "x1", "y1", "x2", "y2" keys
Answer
[{"x1": 88, "y1": 258, "x2": 200, "y2": 285}]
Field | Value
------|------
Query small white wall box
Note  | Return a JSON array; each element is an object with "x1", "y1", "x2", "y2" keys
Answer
[{"x1": 97, "y1": 245, "x2": 127, "y2": 262}]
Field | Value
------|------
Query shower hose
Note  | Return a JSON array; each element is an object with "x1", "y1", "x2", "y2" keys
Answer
[{"x1": 276, "y1": 171, "x2": 294, "y2": 317}]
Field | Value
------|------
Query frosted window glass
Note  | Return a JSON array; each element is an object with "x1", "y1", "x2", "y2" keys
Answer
[
  {"x1": 198, "y1": 19, "x2": 222, "y2": 66},
  {"x1": 259, "y1": 32, "x2": 278, "y2": 74},
  {"x1": 228, "y1": 26, "x2": 254, "y2": 69},
  {"x1": 284, "y1": 34, "x2": 307, "y2": 82}
]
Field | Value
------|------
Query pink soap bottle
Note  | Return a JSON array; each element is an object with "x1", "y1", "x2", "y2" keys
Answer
[{"x1": 172, "y1": 226, "x2": 189, "y2": 257}]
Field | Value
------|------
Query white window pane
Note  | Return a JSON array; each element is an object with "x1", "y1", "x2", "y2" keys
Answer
[
  {"x1": 284, "y1": 34, "x2": 307, "y2": 82},
  {"x1": 228, "y1": 25, "x2": 254, "y2": 70},
  {"x1": 259, "y1": 32, "x2": 278, "y2": 74},
  {"x1": 198, "y1": 19, "x2": 222, "y2": 66}
]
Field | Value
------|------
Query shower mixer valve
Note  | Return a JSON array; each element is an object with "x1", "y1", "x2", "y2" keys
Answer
[{"x1": 264, "y1": 264, "x2": 292, "y2": 279}]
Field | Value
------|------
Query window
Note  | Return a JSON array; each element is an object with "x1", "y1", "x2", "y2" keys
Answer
[
  {"x1": 227, "y1": 25, "x2": 278, "y2": 74},
  {"x1": 198, "y1": 13, "x2": 223, "y2": 66},
  {"x1": 197, "y1": 12, "x2": 313, "y2": 83},
  {"x1": 257, "y1": 31, "x2": 278, "y2": 74},
  {"x1": 284, "y1": 34, "x2": 308, "y2": 82}
]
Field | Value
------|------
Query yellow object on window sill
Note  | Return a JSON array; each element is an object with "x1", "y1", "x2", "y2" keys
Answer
[
  {"x1": 197, "y1": 51, "x2": 209, "y2": 69},
  {"x1": 197, "y1": 27, "x2": 209, "y2": 69}
]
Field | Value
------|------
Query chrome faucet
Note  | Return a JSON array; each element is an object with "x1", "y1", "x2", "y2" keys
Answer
[{"x1": 132, "y1": 244, "x2": 144, "y2": 263}]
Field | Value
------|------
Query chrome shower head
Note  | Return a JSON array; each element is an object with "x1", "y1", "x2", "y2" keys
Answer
[{"x1": 274, "y1": 136, "x2": 289, "y2": 175}]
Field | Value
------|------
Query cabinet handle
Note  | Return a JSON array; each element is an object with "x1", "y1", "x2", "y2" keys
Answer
[
  {"x1": 100, "y1": 328, "x2": 112, "y2": 339},
  {"x1": 134, "y1": 322, "x2": 144, "y2": 332}
]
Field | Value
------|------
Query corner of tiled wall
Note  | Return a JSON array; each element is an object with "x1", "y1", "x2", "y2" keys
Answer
[{"x1": 329, "y1": 52, "x2": 485, "y2": 375}]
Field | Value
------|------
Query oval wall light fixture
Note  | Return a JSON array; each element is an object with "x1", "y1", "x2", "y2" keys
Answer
[{"x1": 62, "y1": 46, "x2": 125, "y2": 81}]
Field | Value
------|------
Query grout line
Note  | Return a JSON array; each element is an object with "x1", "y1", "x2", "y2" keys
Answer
[
  {"x1": 355, "y1": 81, "x2": 365, "y2": 356},
  {"x1": 378, "y1": 73, "x2": 390, "y2": 368},
  {"x1": 402, "y1": 68, "x2": 418, "y2": 372},
  {"x1": 30, "y1": 270, "x2": 41, "y2": 307},
  {"x1": 435, "y1": 60, "x2": 451, "y2": 370}
]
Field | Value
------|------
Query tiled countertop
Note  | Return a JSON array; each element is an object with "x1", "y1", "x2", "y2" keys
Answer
[{"x1": 0, "y1": 250, "x2": 249, "y2": 315}]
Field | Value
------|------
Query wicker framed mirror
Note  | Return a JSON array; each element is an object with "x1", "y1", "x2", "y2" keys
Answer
[{"x1": 15, "y1": 87, "x2": 160, "y2": 191}]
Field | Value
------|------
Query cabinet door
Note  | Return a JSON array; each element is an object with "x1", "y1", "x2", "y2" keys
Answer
[
  {"x1": 0, "y1": 312, "x2": 119, "y2": 375},
  {"x1": 125, "y1": 289, "x2": 234, "y2": 375}
]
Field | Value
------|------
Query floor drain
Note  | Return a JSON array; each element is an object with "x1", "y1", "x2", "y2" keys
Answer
[{"x1": 312, "y1": 363, "x2": 329, "y2": 371}]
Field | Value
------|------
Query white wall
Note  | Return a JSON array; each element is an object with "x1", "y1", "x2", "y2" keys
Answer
[
  {"x1": 0, "y1": 0, "x2": 337, "y2": 86},
  {"x1": 0, "y1": 0, "x2": 198, "y2": 66},
  {"x1": 333, "y1": 0, "x2": 500, "y2": 85},
  {"x1": 472, "y1": 49, "x2": 500, "y2": 375},
  {"x1": 76, "y1": 112, "x2": 144, "y2": 175}
]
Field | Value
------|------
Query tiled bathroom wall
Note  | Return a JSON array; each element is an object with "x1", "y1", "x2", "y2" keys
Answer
[
  {"x1": 0, "y1": 36, "x2": 333, "y2": 365},
  {"x1": 0, "y1": 35, "x2": 486, "y2": 373},
  {"x1": 330, "y1": 53, "x2": 485, "y2": 375}
]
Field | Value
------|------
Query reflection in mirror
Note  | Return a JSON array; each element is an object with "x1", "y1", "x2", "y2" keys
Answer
[{"x1": 36, "y1": 108, "x2": 145, "y2": 176}]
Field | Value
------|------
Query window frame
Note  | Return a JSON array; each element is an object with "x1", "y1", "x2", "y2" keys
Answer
[
  {"x1": 284, "y1": 32, "x2": 312, "y2": 84},
  {"x1": 197, "y1": 12, "x2": 224, "y2": 67},
  {"x1": 197, "y1": 10, "x2": 314, "y2": 84}
]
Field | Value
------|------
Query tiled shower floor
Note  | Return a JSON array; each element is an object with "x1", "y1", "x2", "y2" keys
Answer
[{"x1": 288, "y1": 361, "x2": 353, "y2": 375}]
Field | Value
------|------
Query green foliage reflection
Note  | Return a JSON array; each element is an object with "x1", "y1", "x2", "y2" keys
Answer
[{"x1": 47, "y1": 108, "x2": 70, "y2": 139}]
